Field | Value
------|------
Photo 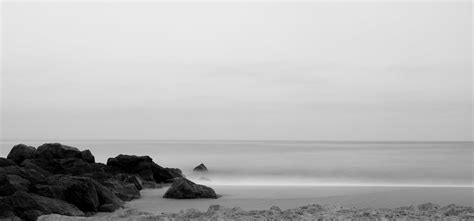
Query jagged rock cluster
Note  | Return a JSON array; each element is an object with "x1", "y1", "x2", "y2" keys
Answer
[{"x1": 0, "y1": 143, "x2": 183, "y2": 221}]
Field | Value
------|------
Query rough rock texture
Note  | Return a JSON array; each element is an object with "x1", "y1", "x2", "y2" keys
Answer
[
  {"x1": 106, "y1": 154, "x2": 182, "y2": 183},
  {"x1": 80, "y1": 150, "x2": 95, "y2": 163},
  {"x1": 193, "y1": 163, "x2": 208, "y2": 172},
  {"x1": 1, "y1": 191, "x2": 84, "y2": 221},
  {"x1": 0, "y1": 157, "x2": 17, "y2": 167},
  {"x1": 102, "y1": 179, "x2": 140, "y2": 201},
  {"x1": 7, "y1": 144, "x2": 37, "y2": 164},
  {"x1": 0, "y1": 174, "x2": 31, "y2": 196},
  {"x1": 0, "y1": 166, "x2": 47, "y2": 187},
  {"x1": 46, "y1": 175, "x2": 124, "y2": 213},
  {"x1": 36, "y1": 143, "x2": 82, "y2": 160},
  {"x1": 2, "y1": 143, "x2": 181, "y2": 219},
  {"x1": 163, "y1": 177, "x2": 218, "y2": 199}
]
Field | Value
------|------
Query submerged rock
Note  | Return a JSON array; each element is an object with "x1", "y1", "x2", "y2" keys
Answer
[
  {"x1": 193, "y1": 163, "x2": 208, "y2": 172},
  {"x1": 163, "y1": 177, "x2": 218, "y2": 199}
]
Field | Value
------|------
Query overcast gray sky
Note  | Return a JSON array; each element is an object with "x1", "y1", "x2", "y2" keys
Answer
[{"x1": 1, "y1": 1, "x2": 472, "y2": 141}]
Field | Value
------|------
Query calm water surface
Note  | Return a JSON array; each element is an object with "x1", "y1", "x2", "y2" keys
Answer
[{"x1": 1, "y1": 140, "x2": 472, "y2": 187}]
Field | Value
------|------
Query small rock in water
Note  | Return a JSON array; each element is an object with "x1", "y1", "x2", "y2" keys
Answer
[
  {"x1": 193, "y1": 163, "x2": 208, "y2": 172},
  {"x1": 163, "y1": 177, "x2": 218, "y2": 199}
]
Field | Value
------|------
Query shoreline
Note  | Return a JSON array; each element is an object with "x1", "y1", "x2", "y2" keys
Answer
[
  {"x1": 39, "y1": 201, "x2": 474, "y2": 221},
  {"x1": 125, "y1": 185, "x2": 474, "y2": 213}
]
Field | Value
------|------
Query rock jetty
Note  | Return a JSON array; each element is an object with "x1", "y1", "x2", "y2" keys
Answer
[{"x1": 0, "y1": 143, "x2": 188, "y2": 220}]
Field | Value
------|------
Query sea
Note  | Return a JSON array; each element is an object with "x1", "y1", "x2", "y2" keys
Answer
[{"x1": 1, "y1": 140, "x2": 473, "y2": 211}]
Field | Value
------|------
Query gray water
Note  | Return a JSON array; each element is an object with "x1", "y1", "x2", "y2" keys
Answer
[{"x1": 1, "y1": 140, "x2": 472, "y2": 187}]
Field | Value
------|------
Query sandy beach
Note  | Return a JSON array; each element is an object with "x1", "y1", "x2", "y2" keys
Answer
[
  {"x1": 126, "y1": 185, "x2": 474, "y2": 214},
  {"x1": 38, "y1": 185, "x2": 474, "y2": 220}
]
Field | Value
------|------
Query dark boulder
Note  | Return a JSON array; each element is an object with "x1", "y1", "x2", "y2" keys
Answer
[
  {"x1": 56, "y1": 158, "x2": 104, "y2": 175},
  {"x1": 47, "y1": 175, "x2": 123, "y2": 213},
  {"x1": 0, "y1": 157, "x2": 17, "y2": 167},
  {"x1": 24, "y1": 157, "x2": 104, "y2": 176},
  {"x1": 0, "y1": 166, "x2": 47, "y2": 185},
  {"x1": 0, "y1": 174, "x2": 31, "y2": 196},
  {"x1": 0, "y1": 197, "x2": 19, "y2": 220},
  {"x1": 7, "y1": 144, "x2": 36, "y2": 164},
  {"x1": 81, "y1": 150, "x2": 95, "y2": 163},
  {"x1": 20, "y1": 159, "x2": 51, "y2": 176},
  {"x1": 152, "y1": 163, "x2": 183, "y2": 183},
  {"x1": 36, "y1": 143, "x2": 82, "y2": 160},
  {"x1": 1, "y1": 191, "x2": 84, "y2": 221},
  {"x1": 102, "y1": 179, "x2": 140, "y2": 201},
  {"x1": 163, "y1": 177, "x2": 218, "y2": 199},
  {"x1": 107, "y1": 155, "x2": 154, "y2": 180},
  {"x1": 107, "y1": 154, "x2": 182, "y2": 183},
  {"x1": 23, "y1": 158, "x2": 62, "y2": 175},
  {"x1": 193, "y1": 163, "x2": 208, "y2": 172},
  {"x1": 116, "y1": 173, "x2": 143, "y2": 190}
]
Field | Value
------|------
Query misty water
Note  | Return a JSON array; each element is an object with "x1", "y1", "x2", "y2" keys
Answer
[{"x1": 2, "y1": 140, "x2": 472, "y2": 187}]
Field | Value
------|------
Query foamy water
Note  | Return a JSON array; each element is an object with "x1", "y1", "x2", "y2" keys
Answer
[{"x1": 1, "y1": 140, "x2": 472, "y2": 187}]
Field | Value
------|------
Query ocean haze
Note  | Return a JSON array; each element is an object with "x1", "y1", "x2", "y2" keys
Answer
[
  {"x1": 1, "y1": 1, "x2": 472, "y2": 141},
  {"x1": 1, "y1": 140, "x2": 472, "y2": 187}
]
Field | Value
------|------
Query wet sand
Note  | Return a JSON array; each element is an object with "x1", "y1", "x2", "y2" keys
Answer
[{"x1": 126, "y1": 185, "x2": 474, "y2": 214}]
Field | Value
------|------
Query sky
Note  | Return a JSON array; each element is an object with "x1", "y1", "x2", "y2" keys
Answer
[{"x1": 1, "y1": 1, "x2": 472, "y2": 141}]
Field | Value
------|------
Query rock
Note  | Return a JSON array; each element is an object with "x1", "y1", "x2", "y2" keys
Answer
[
  {"x1": 193, "y1": 163, "x2": 208, "y2": 172},
  {"x1": 0, "y1": 166, "x2": 47, "y2": 185},
  {"x1": 142, "y1": 180, "x2": 162, "y2": 189},
  {"x1": 107, "y1": 155, "x2": 154, "y2": 180},
  {"x1": 270, "y1": 206, "x2": 282, "y2": 212},
  {"x1": 7, "y1": 144, "x2": 36, "y2": 164},
  {"x1": 2, "y1": 191, "x2": 84, "y2": 220},
  {"x1": 80, "y1": 150, "x2": 95, "y2": 163},
  {"x1": 116, "y1": 174, "x2": 143, "y2": 190},
  {"x1": 47, "y1": 175, "x2": 123, "y2": 212},
  {"x1": 63, "y1": 177, "x2": 100, "y2": 212},
  {"x1": 0, "y1": 174, "x2": 31, "y2": 196},
  {"x1": 0, "y1": 158, "x2": 17, "y2": 167},
  {"x1": 102, "y1": 179, "x2": 140, "y2": 201},
  {"x1": 20, "y1": 159, "x2": 51, "y2": 176},
  {"x1": 98, "y1": 203, "x2": 121, "y2": 212},
  {"x1": 417, "y1": 202, "x2": 440, "y2": 211},
  {"x1": 151, "y1": 163, "x2": 183, "y2": 183},
  {"x1": 24, "y1": 157, "x2": 105, "y2": 176},
  {"x1": 107, "y1": 154, "x2": 182, "y2": 183},
  {"x1": 0, "y1": 198, "x2": 19, "y2": 220},
  {"x1": 31, "y1": 184, "x2": 64, "y2": 199},
  {"x1": 163, "y1": 177, "x2": 218, "y2": 199},
  {"x1": 23, "y1": 210, "x2": 44, "y2": 221},
  {"x1": 56, "y1": 158, "x2": 104, "y2": 175},
  {"x1": 36, "y1": 143, "x2": 82, "y2": 160}
]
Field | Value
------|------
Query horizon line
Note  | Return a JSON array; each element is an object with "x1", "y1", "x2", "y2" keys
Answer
[{"x1": 0, "y1": 139, "x2": 472, "y2": 143}]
